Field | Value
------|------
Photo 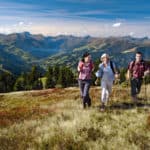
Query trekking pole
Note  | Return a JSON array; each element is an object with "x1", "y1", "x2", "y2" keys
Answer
[
  {"x1": 125, "y1": 78, "x2": 132, "y2": 108},
  {"x1": 144, "y1": 76, "x2": 147, "y2": 101},
  {"x1": 117, "y1": 78, "x2": 121, "y2": 101},
  {"x1": 143, "y1": 76, "x2": 149, "y2": 108},
  {"x1": 127, "y1": 79, "x2": 130, "y2": 99},
  {"x1": 114, "y1": 78, "x2": 120, "y2": 102}
]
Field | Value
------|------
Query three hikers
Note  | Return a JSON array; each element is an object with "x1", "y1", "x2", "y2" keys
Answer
[{"x1": 78, "y1": 51, "x2": 149, "y2": 110}]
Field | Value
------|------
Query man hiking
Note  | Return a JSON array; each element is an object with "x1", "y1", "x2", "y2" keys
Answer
[
  {"x1": 126, "y1": 51, "x2": 150, "y2": 104},
  {"x1": 77, "y1": 52, "x2": 94, "y2": 109},
  {"x1": 95, "y1": 53, "x2": 119, "y2": 111}
]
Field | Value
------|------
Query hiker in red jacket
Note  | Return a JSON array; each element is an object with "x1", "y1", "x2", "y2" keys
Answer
[
  {"x1": 127, "y1": 51, "x2": 150, "y2": 103},
  {"x1": 77, "y1": 52, "x2": 94, "y2": 108}
]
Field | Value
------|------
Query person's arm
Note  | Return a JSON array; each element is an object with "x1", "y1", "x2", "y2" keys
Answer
[
  {"x1": 126, "y1": 69, "x2": 131, "y2": 80},
  {"x1": 144, "y1": 61, "x2": 150, "y2": 77},
  {"x1": 126, "y1": 61, "x2": 133, "y2": 80},
  {"x1": 77, "y1": 61, "x2": 84, "y2": 72},
  {"x1": 89, "y1": 60, "x2": 95, "y2": 72},
  {"x1": 95, "y1": 64, "x2": 103, "y2": 85},
  {"x1": 95, "y1": 77, "x2": 100, "y2": 85},
  {"x1": 113, "y1": 62, "x2": 120, "y2": 79},
  {"x1": 92, "y1": 62, "x2": 95, "y2": 72}
]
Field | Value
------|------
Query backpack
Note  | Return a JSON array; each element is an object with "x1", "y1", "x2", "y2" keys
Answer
[
  {"x1": 130, "y1": 60, "x2": 146, "y2": 72},
  {"x1": 110, "y1": 61, "x2": 115, "y2": 74},
  {"x1": 95, "y1": 61, "x2": 117, "y2": 78}
]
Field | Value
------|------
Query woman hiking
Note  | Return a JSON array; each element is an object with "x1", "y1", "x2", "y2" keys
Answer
[
  {"x1": 95, "y1": 53, "x2": 119, "y2": 111},
  {"x1": 77, "y1": 52, "x2": 94, "y2": 109}
]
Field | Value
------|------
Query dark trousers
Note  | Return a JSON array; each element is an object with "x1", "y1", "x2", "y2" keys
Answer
[
  {"x1": 130, "y1": 78, "x2": 142, "y2": 96},
  {"x1": 78, "y1": 79, "x2": 91, "y2": 106}
]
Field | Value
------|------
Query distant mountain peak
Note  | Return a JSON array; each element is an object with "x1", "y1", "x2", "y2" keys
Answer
[{"x1": 21, "y1": 31, "x2": 31, "y2": 36}]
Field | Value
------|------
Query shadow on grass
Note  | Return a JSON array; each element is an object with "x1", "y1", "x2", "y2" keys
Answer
[{"x1": 108, "y1": 101, "x2": 150, "y2": 110}]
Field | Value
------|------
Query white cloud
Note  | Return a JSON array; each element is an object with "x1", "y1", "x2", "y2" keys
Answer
[
  {"x1": 19, "y1": 22, "x2": 24, "y2": 26},
  {"x1": 28, "y1": 22, "x2": 33, "y2": 25},
  {"x1": 0, "y1": 19, "x2": 150, "y2": 38},
  {"x1": 0, "y1": 21, "x2": 34, "y2": 34},
  {"x1": 112, "y1": 22, "x2": 122, "y2": 27},
  {"x1": 18, "y1": 21, "x2": 33, "y2": 27},
  {"x1": 129, "y1": 32, "x2": 134, "y2": 36}
]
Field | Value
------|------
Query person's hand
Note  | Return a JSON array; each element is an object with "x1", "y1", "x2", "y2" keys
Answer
[
  {"x1": 95, "y1": 78, "x2": 100, "y2": 85},
  {"x1": 79, "y1": 63, "x2": 84, "y2": 68},
  {"x1": 144, "y1": 70, "x2": 150, "y2": 77},
  {"x1": 78, "y1": 62, "x2": 84, "y2": 72},
  {"x1": 126, "y1": 73, "x2": 130, "y2": 80},
  {"x1": 115, "y1": 73, "x2": 120, "y2": 79}
]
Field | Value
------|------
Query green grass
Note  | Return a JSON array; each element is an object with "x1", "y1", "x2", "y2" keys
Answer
[
  {"x1": 0, "y1": 85, "x2": 150, "y2": 150},
  {"x1": 40, "y1": 77, "x2": 47, "y2": 89}
]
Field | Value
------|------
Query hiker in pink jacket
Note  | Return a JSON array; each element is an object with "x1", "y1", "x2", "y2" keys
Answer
[{"x1": 77, "y1": 52, "x2": 94, "y2": 108}]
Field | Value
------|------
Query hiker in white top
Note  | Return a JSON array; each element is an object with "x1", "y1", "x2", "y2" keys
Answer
[{"x1": 95, "y1": 53, "x2": 119, "y2": 111}]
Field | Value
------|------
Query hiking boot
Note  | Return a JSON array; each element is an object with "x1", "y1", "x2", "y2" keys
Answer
[
  {"x1": 83, "y1": 96, "x2": 86, "y2": 109},
  {"x1": 131, "y1": 96, "x2": 138, "y2": 107},
  {"x1": 87, "y1": 98, "x2": 91, "y2": 107},
  {"x1": 133, "y1": 102, "x2": 138, "y2": 108},
  {"x1": 132, "y1": 96, "x2": 138, "y2": 102},
  {"x1": 83, "y1": 102, "x2": 86, "y2": 109},
  {"x1": 100, "y1": 103, "x2": 105, "y2": 111}
]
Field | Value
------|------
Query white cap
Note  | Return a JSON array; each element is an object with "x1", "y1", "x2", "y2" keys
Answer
[{"x1": 101, "y1": 53, "x2": 109, "y2": 60}]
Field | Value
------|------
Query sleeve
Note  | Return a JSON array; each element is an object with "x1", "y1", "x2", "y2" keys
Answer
[
  {"x1": 113, "y1": 62, "x2": 116, "y2": 71},
  {"x1": 95, "y1": 63, "x2": 103, "y2": 77},
  {"x1": 92, "y1": 62, "x2": 94, "y2": 70},
  {"x1": 145, "y1": 61, "x2": 150, "y2": 71},
  {"x1": 90, "y1": 61, "x2": 94, "y2": 71},
  {"x1": 99, "y1": 63, "x2": 103, "y2": 68},
  {"x1": 77, "y1": 61, "x2": 84, "y2": 72},
  {"x1": 128, "y1": 61, "x2": 133, "y2": 71}
]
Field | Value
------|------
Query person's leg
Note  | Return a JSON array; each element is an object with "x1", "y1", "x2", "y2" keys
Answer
[
  {"x1": 78, "y1": 79, "x2": 85, "y2": 98},
  {"x1": 130, "y1": 78, "x2": 138, "y2": 103},
  {"x1": 106, "y1": 80, "x2": 113, "y2": 102},
  {"x1": 78, "y1": 80, "x2": 86, "y2": 108},
  {"x1": 137, "y1": 78, "x2": 142, "y2": 94},
  {"x1": 87, "y1": 94, "x2": 91, "y2": 107},
  {"x1": 101, "y1": 80, "x2": 107, "y2": 110},
  {"x1": 83, "y1": 80, "x2": 91, "y2": 108}
]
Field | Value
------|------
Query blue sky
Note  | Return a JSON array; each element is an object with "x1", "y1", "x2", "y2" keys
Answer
[{"x1": 0, "y1": 0, "x2": 150, "y2": 37}]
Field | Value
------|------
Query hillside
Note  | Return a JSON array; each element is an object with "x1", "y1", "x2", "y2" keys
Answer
[
  {"x1": 43, "y1": 36, "x2": 150, "y2": 69},
  {"x1": 0, "y1": 32, "x2": 150, "y2": 75},
  {"x1": 0, "y1": 85, "x2": 150, "y2": 149}
]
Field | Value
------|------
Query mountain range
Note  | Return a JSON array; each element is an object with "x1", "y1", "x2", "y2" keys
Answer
[{"x1": 0, "y1": 32, "x2": 150, "y2": 75}]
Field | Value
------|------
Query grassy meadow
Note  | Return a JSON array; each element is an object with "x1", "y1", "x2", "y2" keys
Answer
[{"x1": 0, "y1": 84, "x2": 150, "y2": 150}]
